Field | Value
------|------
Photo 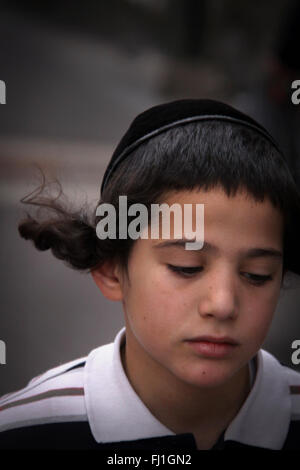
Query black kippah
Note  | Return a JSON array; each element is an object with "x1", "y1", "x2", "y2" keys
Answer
[{"x1": 101, "y1": 99, "x2": 282, "y2": 195}]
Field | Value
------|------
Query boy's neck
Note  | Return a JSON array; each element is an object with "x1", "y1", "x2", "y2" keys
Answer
[{"x1": 120, "y1": 331, "x2": 251, "y2": 449}]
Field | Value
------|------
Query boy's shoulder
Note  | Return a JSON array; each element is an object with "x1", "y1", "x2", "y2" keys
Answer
[
  {"x1": 261, "y1": 351, "x2": 300, "y2": 418},
  {"x1": 280, "y1": 361, "x2": 300, "y2": 418},
  {"x1": 276, "y1": 360, "x2": 300, "y2": 450},
  {"x1": 0, "y1": 335, "x2": 119, "y2": 449},
  {"x1": 0, "y1": 354, "x2": 88, "y2": 434}
]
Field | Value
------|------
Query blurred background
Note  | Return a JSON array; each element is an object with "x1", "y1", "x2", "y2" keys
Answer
[{"x1": 1, "y1": 0, "x2": 300, "y2": 396}]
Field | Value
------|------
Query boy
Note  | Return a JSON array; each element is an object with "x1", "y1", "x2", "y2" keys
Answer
[{"x1": 1, "y1": 99, "x2": 300, "y2": 450}]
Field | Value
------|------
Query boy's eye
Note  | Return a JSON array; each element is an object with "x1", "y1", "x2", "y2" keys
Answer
[
  {"x1": 167, "y1": 265, "x2": 273, "y2": 285},
  {"x1": 167, "y1": 265, "x2": 203, "y2": 276},
  {"x1": 241, "y1": 272, "x2": 273, "y2": 285}
]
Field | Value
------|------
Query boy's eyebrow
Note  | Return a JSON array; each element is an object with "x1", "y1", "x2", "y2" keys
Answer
[{"x1": 153, "y1": 239, "x2": 283, "y2": 259}]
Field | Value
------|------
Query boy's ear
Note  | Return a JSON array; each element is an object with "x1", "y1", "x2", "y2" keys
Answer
[{"x1": 91, "y1": 260, "x2": 124, "y2": 301}]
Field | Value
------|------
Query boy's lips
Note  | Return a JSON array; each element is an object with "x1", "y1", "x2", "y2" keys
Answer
[
  {"x1": 186, "y1": 335, "x2": 239, "y2": 345},
  {"x1": 185, "y1": 335, "x2": 239, "y2": 357}
]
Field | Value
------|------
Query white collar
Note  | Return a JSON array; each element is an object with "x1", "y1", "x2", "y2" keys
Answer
[
  {"x1": 84, "y1": 327, "x2": 291, "y2": 449},
  {"x1": 84, "y1": 327, "x2": 174, "y2": 443},
  {"x1": 224, "y1": 347, "x2": 291, "y2": 449}
]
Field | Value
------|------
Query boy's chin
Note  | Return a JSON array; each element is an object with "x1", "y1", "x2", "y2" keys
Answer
[{"x1": 174, "y1": 363, "x2": 244, "y2": 389}]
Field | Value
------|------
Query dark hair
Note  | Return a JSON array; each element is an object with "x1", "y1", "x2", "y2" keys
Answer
[{"x1": 18, "y1": 121, "x2": 300, "y2": 287}]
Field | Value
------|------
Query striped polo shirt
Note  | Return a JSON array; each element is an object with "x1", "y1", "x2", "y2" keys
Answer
[{"x1": 0, "y1": 327, "x2": 300, "y2": 450}]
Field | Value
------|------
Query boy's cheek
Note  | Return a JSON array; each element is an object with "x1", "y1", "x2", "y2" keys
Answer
[
  {"x1": 126, "y1": 293, "x2": 184, "y2": 344},
  {"x1": 240, "y1": 309, "x2": 275, "y2": 344}
]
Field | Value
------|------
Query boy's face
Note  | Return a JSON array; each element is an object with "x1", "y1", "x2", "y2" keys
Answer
[{"x1": 118, "y1": 187, "x2": 284, "y2": 388}]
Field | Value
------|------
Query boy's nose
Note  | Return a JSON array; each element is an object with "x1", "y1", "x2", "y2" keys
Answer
[{"x1": 197, "y1": 268, "x2": 238, "y2": 321}]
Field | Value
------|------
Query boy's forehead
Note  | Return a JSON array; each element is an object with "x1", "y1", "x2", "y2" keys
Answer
[
  {"x1": 161, "y1": 186, "x2": 261, "y2": 205},
  {"x1": 160, "y1": 187, "x2": 280, "y2": 216},
  {"x1": 149, "y1": 187, "x2": 284, "y2": 250}
]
